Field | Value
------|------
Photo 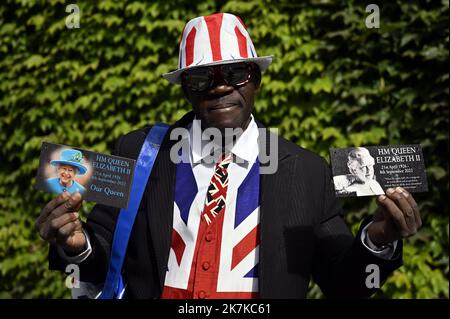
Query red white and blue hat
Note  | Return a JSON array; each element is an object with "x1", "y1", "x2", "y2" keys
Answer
[{"x1": 163, "y1": 13, "x2": 273, "y2": 84}]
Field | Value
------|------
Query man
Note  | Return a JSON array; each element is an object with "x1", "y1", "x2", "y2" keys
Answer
[
  {"x1": 35, "y1": 13, "x2": 421, "y2": 299},
  {"x1": 46, "y1": 149, "x2": 87, "y2": 194},
  {"x1": 333, "y1": 147, "x2": 384, "y2": 197}
]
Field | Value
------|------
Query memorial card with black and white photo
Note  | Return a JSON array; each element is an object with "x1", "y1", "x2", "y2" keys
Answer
[
  {"x1": 35, "y1": 142, "x2": 136, "y2": 208},
  {"x1": 329, "y1": 144, "x2": 428, "y2": 197}
]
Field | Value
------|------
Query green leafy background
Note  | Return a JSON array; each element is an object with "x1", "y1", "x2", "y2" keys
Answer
[{"x1": 0, "y1": 0, "x2": 448, "y2": 298}]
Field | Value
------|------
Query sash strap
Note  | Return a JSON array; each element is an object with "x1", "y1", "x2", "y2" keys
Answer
[{"x1": 99, "y1": 123, "x2": 170, "y2": 299}]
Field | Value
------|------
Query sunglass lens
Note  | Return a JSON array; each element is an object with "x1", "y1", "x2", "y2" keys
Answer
[
  {"x1": 185, "y1": 69, "x2": 211, "y2": 91},
  {"x1": 221, "y1": 63, "x2": 249, "y2": 85}
]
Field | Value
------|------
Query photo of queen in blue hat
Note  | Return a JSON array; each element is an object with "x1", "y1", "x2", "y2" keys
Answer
[{"x1": 46, "y1": 149, "x2": 87, "y2": 194}]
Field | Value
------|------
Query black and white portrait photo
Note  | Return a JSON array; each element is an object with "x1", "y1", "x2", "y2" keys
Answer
[{"x1": 331, "y1": 147, "x2": 385, "y2": 197}]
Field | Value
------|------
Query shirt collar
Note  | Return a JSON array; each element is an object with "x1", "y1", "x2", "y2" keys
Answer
[{"x1": 189, "y1": 114, "x2": 259, "y2": 165}]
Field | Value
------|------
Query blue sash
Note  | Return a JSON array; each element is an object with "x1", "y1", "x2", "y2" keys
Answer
[{"x1": 99, "y1": 123, "x2": 170, "y2": 299}]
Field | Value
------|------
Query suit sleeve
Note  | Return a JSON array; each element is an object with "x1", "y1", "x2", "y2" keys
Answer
[{"x1": 311, "y1": 159, "x2": 403, "y2": 298}]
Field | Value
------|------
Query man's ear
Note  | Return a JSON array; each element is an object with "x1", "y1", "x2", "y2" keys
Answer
[
  {"x1": 252, "y1": 78, "x2": 261, "y2": 93},
  {"x1": 252, "y1": 64, "x2": 262, "y2": 90},
  {"x1": 181, "y1": 84, "x2": 193, "y2": 104}
]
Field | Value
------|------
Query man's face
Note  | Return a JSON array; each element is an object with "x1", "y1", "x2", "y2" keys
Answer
[
  {"x1": 349, "y1": 154, "x2": 375, "y2": 182},
  {"x1": 182, "y1": 63, "x2": 259, "y2": 131},
  {"x1": 57, "y1": 164, "x2": 77, "y2": 185}
]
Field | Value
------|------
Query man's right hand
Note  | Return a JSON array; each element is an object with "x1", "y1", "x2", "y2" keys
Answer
[{"x1": 35, "y1": 191, "x2": 86, "y2": 255}]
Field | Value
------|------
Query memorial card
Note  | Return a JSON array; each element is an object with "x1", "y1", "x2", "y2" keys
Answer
[
  {"x1": 329, "y1": 144, "x2": 428, "y2": 197},
  {"x1": 36, "y1": 142, "x2": 136, "y2": 208}
]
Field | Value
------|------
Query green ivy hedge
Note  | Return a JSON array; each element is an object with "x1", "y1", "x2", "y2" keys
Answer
[{"x1": 0, "y1": 0, "x2": 448, "y2": 298}]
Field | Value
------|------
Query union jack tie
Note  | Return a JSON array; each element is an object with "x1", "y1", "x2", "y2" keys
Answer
[{"x1": 202, "y1": 153, "x2": 233, "y2": 225}]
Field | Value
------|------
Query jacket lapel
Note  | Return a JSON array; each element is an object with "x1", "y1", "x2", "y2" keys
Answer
[
  {"x1": 146, "y1": 112, "x2": 195, "y2": 289},
  {"x1": 145, "y1": 133, "x2": 176, "y2": 289},
  {"x1": 256, "y1": 121, "x2": 293, "y2": 297}
]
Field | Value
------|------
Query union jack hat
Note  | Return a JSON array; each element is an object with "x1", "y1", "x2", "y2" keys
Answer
[{"x1": 163, "y1": 13, "x2": 273, "y2": 84}]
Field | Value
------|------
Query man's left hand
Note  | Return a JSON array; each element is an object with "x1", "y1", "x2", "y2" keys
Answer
[{"x1": 368, "y1": 187, "x2": 422, "y2": 246}]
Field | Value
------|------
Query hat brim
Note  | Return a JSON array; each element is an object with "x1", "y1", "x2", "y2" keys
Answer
[
  {"x1": 162, "y1": 55, "x2": 274, "y2": 84},
  {"x1": 50, "y1": 160, "x2": 87, "y2": 175}
]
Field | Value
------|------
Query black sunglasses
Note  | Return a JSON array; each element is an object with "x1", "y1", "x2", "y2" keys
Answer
[{"x1": 181, "y1": 62, "x2": 253, "y2": 92}]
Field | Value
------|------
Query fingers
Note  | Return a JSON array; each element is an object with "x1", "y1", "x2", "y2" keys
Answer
[
  {"x1": 49, "y1": 212, "x2": 80, "y2": 239},
  {"x1": 55, "y1": 221, "x2": 80, "y2": 244},
  {"x1": 36, "y1": 191, "x2": 71, "y2": 227},
  {"x1": 379, "y1": 187, "x2": 420, "y2": 238},
  {"x1": 36, "y1": 192, "x2": 83, "y2": 244},
  {"x1": 377, "y1": 194, "x2": 410, "y2": 237},
  {"x1": 46, "y1": 192, "x2": 83, "y2": 221},
  {"x1": 39, "y1": 212, "x2": 79, "y2": 242},
  {"x1": 388, "y1": 188, "x2": 417, "y2": 232},
  {"x1": 397, "y1": 187, "x2": 422, "y2": 229}
]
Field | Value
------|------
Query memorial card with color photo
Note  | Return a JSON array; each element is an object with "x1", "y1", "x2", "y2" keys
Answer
[
  {"x1": 35, "y1": 142, "x2": 136, "y2": 208},
  {"x1": 329, "y1": 144, "x2": 428, "y2": 197}
]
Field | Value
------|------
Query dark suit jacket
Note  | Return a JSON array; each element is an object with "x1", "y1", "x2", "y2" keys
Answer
[{"x1": 50, "y1": 111, "x2": 402, "y2": 299}]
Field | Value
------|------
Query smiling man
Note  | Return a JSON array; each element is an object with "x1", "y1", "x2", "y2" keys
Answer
[
  {"x1": 36, "y1": 13, "x2": 422, "y2": 299},
  {"x1": 180, "y1": 62, "x2": 259, "y2": 132}
]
